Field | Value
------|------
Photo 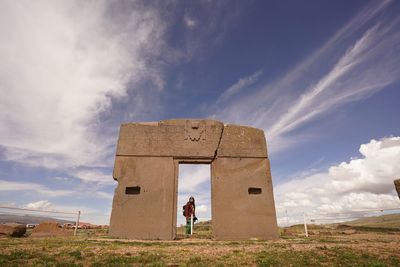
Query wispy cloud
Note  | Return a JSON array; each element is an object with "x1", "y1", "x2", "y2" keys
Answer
[
  {"x1": 0, "y1": 179, "x2": 112, "y2": 199},
  {"x1": 176, "y1": 1, "x2": 243, "y2": 63},
  {"x1": 72, "y1": 169, "x2": 113, "y2": 185},
  {"x1": 0, "y1": 1, "x2": 241, "y2": 220},
  {"x1": 216, "y1": 70, "x2": 263, "y2": 104},
  {"x1": 0, "y1": 1, "x2": 168, "y2": 169},
  {"x1": 215, "y1": 0, "x2": 400, "y2": 154},
  {"x1": 267, "y1": 22, "x2": 398, "y2": 141},
  {"x1": 0, "y1": 180, "x2": 74, "y2": 197}
]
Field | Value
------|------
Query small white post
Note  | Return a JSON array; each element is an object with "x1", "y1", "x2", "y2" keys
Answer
[
  {"x1": 285, "y1": 209, "x2": 289, "y2": 227},
  {"x1": 74, "y1": 210, "x2": 81, "y2": 237},
  {"x1": 190, "y1": 213, "x2": 193, "y2": 235},
  {"x1": 303, "y1": 212, "x2": 308, "y2": 238}
]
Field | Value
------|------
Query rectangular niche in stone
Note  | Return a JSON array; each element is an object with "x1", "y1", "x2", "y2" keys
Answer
[
  {"x1": 248, "y1": 187, "x2": 262, "y2": 194},
  {"x1": 125, "y1": 186, "x2": 141, "y2": 195}
]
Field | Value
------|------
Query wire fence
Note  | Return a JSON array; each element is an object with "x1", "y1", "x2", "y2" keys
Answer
[
  {"x1": 2, "y1": 205, "x2": 399, "y2": 238},
  {"x1": 278, "y1": 206, "x2": 400, "y2": 237},
  {"x1": 280, "y1": 206, "x2": 400, "y2": 224},
  {"x1": 0, "y1": 206, "x2": 78, "y2": 218},
  {"x1": 0, "y1": 206, "x2": 109, "y2": 235}
]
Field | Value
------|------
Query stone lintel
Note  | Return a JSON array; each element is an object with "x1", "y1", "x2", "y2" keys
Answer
[{"x1": 115, "y1": 119, "x2": 268, "y2": 159}]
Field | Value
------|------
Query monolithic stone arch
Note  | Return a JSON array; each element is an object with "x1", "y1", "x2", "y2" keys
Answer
[{"x1": 109, "y1": 119, "x2": 278, "y2": 240}]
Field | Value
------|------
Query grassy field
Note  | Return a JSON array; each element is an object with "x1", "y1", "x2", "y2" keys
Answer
[{"x1": 1, "y1": 221, "x2": 400, "y2": 266}]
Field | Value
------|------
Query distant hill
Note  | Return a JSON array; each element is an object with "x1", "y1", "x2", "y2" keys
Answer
[
  {"x1": 0, "y1": 214, "x2": 74, "y2": 224},
  {"x1": 280, "y1": 214, "x2": 400, "y2": 236},
  {"x1": 339, "y1": 213, "x2": 400, "y2": 229}
]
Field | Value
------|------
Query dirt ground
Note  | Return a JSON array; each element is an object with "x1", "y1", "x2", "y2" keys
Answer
[{"x1": 1, "y1": 227, "x2": 400, "y2": 266}]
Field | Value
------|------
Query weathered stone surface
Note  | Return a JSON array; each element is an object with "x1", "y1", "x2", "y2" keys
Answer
[
  {"x1": 110, "y1": 157, "x2": 176, "y2": 239},
  {"x1": 115, "y1": 119, "x2": 224, "y2": 159},
  {"x1": 211, "y1": 157, "x2": 278, "y2": 240},
  {"x1": 395, "y1": 179, "x2": 400, "y2": 198},
  {"x1": 110, "y1": 119, "x2": 278, "y2": 240},
  {"x1": 217, "y1": 124, "x2": 267, "y2": 158},
  {"x1": 31, "y1": 221, "x2": 72, "y2": 237},
  {"x1": 0, "y1": 223, "x2": 26, "y2": 237}
]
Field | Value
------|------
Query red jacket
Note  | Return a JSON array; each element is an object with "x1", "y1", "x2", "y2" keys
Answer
[{"x1": 184, "y1": 202, "x2": 195, "y2": 220}]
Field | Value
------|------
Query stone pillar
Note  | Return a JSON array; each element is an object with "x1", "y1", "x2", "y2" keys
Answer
[
  {"x1": 211, "y1": 157, "x2": 278, "y2": 240},
  {"x1": 395, "y1": 179, "x2": 400, "y2": 199},
  {"x1": 211, "y1": 124, "x2": 278, "y2": 240},
  {"x1": 109, "y1": 156, "x2": 176, "y2": 240}
]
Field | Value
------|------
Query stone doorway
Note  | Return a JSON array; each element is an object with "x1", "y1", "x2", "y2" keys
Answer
[
  {"x1": 176, "y1": 164, "x2": 211, "y2": 238},
  {"x1": 109, "y1": 119, "x2": 278, "y2": 240}
]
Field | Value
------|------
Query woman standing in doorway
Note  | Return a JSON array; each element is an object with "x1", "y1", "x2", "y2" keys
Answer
[{"x1": 184, "y1": 196, "x2": 196, "y2": 235}]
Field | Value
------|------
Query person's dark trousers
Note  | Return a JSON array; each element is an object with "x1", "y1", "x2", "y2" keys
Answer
[{"x1": 185, "y1": 218, "x2": 192, "y2": 234}]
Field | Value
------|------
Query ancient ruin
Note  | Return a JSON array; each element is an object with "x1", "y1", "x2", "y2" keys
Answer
[
  {"x1": 0, "y1": 223, "x2": 26, "y2": 237},
  {"x1": 31, "y1": 221, "x2": 72, "y2": 237},
  {"x1": 109, "y1": 119, "x2": 278, "y2": 240},
  {"x1": 395, "y1": 179, "x2": 400, "y2": 199}
]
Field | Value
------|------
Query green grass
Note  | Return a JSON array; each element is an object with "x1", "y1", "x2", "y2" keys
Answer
[
  {"x1": 91, "y1": 252, "x2": 165, "y2": 266},
  {"x1": 1, "y1": 226, "x2": 400, "y2": 266},
  {"x1": 254, "y1": 248, "x2": 391, "y2": 267}
]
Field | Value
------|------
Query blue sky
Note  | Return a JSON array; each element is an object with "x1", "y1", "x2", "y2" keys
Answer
[{"x1": 0, "y1": 0, "x2": 399, "y2": 225}]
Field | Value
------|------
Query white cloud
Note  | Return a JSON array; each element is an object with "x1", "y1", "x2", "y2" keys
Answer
[
  {"x1": 93, "y1": 191, "x2": 113, "y2": 200},
  {"x1": 0, "y1": 179, "x2": 112, "y2": 199},
  {"x1": 24, "y1": 200, "x2": 52, "y2": 210},
  {"x1": 0, "y1": 180, "x2": 75, "y2": 197},
  {"x1": 329, "y1": 138, "x2": 400, "y2": 194},
  {"x1": 72, "y1": 169, "x2": 113, "y2": 185},
  {"x1": 275, "y1": 137, "x2": 400, "y2": 225},
  {"x1": 55, "y1": 177, "x2": 69, "y2": 181},
  {"x1": 0, "y1": 1, "x2": 167, "y2": 169},
  {"x1": 0, "y1": 201, "x2": 16, "y2": 207},
  {"x1": 196, "y1": 204, "x2": 208, "y2": 213},
  {"x1": 179, "y1": 164, "x2": 211, "y2": 193}
]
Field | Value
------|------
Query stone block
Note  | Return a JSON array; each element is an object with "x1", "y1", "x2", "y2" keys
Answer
[
  {"x1": 217, "y1": 124, "x2": 267, "y2": 158},
  {"x1": 211, "y1": 157, "x2": 278, "y2": 240},
  {"x1": 395, "y1": 179, "x2": 400, "y2": 198},
  {"x1": 116, "y1": 119, "x2": 223, "y2": 159},
  {"x1": 110, "y1": 157, "x2": 176, "y2": 239},
  {"x1": 0, "y1": 223, "x2": 26, "y2": 237},
  {"x1": 31, "y1": 221, "x2": 72, "y2": 237}
]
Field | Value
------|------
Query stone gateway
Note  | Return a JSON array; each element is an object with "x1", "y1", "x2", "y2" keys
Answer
[{"x1": 109, "y1": 119, "x2": 278, "y2": 240}]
